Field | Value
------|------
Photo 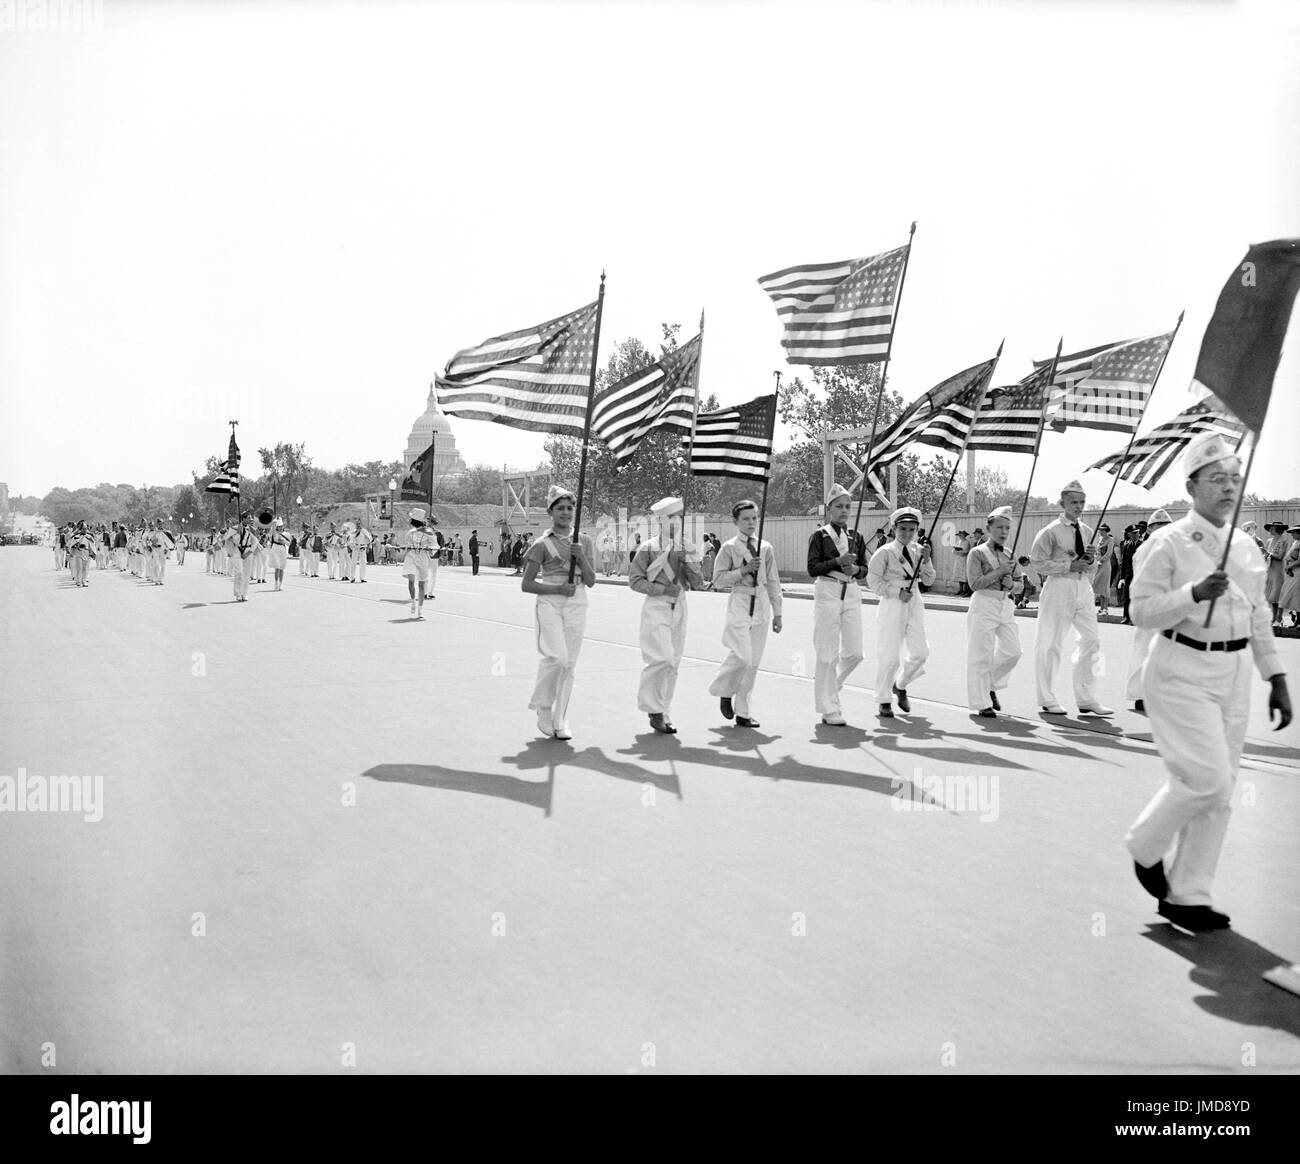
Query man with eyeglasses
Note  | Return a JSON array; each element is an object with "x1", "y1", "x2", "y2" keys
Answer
[{"x1": 1125, "y1": 432, "x2": 1291, "y2": 933}]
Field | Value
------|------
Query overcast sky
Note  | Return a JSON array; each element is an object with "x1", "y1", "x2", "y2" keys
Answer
[{"x1": 2, "y1": 0, "x2": 1297, "y2": 509}]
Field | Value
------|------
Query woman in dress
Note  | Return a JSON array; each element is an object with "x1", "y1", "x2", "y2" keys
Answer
[
  {"x1": 701, "y1": 533, "x2": 718, "y2": 587},
  {"x1": 1279, "y1": 527, "x2": 1300, "y2": 628},
  {"x1": 1264, "y1": 521, "x2": 1288, "y2": 625},
  {"x1": 401, "y1": 508, "x2": 439, "y2": 618},
  {"x1": 1092, "y1": 523, "x2": 1115, "y2": 616}
]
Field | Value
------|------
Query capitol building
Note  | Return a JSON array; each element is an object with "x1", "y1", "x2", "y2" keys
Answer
[{"x1": 402, "y1": 383, "x2": 468, "y2": 477}]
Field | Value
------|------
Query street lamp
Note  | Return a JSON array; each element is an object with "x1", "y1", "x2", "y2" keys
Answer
[{"x1": 388, "y1": 478, "x2": 396, "y2": 533}]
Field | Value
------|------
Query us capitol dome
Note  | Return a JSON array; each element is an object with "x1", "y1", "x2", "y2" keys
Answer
[{"x1": 402, "y1": 383, "x2": 468, "y2": 477}]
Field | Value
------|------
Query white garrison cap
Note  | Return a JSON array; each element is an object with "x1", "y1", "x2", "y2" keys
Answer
[
  {"x1": 891, "y1": 506, "x2": 922, "y2": 525},
  {"x1": 1060, "y1": 479, "x2": 1086, "y2": 498},
  {"x1": 987, "y1": 505, "x2": 1013, "y2": 523},
  {"x1": 651, "y1": 496, "x2": 684, "y2": 518},
  {"x1": 1147, "y1": 508, "x2": 1173, "y2": 527},
  {"x1": 546, "y1": 484, "x2": 576, "y2": 510},
  {"x1": 1183, "y1": 431, "x2": 1239, "y2": 479},
  {"x1": 825, "y1": 483, "x2": 851, "y2": 505}
]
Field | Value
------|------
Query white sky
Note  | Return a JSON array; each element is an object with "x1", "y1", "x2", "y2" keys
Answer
[{"x1": 2, "y1": 0, "x2": 1298, "y2": 507}]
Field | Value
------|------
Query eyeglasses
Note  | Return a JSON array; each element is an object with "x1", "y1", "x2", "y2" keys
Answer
[{"x1": 1199, "y1": 473, "x2": 1243, "y2": 487}]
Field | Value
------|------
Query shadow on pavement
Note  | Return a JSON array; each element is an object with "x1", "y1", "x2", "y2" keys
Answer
[
  {"x1": 1142, "y1": 924, "x2": 1300, "y2": 1039},
  {"x1": 365, "y1": 759, "x2": 555, "y2": 816},
  {"x1": 872, "y1": 718, "x2": 1033, "y2": 771}
]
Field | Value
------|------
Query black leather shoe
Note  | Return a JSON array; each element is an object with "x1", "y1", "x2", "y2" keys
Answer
[
  {"x1": 976, "y1": 708, "x2": 997, "y2": 718},
  {"x1": 735, "y1": 716, "x2": 760, "y2": 728},
  {"x1": 649, "y1": 713, "x2": 676, "y2": 735},
  {"x1": 1134, "y1": 699, "x2": 1145, "y2": 713},
  {"x1": 892, "y1": 684, "x2": 911, "y2": 713},
  {"x1": 989, "y1": 690, "x2": 1001, "y2": 712},
  {"x1": 1158, "y1": 901, "x2": 1230, "y2": 932},
  {"x1": 1134, "y1": 859, "x2": 1168, "y2": 901},
  {"x1": 878, "y1": 704, "x2": 894, "y2": 718},
  {"x1": 720, "y1": 697, "x2": 734, "y2": 720}
]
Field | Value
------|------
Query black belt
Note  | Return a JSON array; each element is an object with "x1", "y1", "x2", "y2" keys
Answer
[{"x1": 1162, "y1": 630, "x2": 1248, "y2": 652}]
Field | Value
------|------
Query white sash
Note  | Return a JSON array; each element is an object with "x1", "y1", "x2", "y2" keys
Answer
[{"x1": 821, "y1": 524, "x2": 852, "y2": 584}]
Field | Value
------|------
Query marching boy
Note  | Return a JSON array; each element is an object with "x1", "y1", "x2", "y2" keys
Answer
[
  {"x1": 965, "y1": 505, "x2": 1023, "y2": 717},
  {"x1": 867, "y1": 506, "x2": 936, "y2": 717},
  {"x1": 709, "y1": 499, "x2": 783, "y2": 728}
]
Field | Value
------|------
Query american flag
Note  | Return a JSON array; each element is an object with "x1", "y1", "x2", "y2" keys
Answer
[
  {"x1": 435, "y1": 301, "x2": 600, "y2": 434},
  {"x1": 226, "y1": 431, "x2": 241, "y2": 471},
  {"x1": 965, "y1": 362, "x2": 1056, "y2": 455},
  {"x1": 590, "y1": 333, "x2": 701, "y2": 464},
  {"x1": 690, "y1": 394, "x2": 778, "y2": 480},
  {"x1": 863, "y1": 356, "x2": 999, "y2": 494},
  {"x1": 758, "y1": 244, "x2": 908, "y2": 366},
  {"x1": 204, "y1": 462, "x2": 240, "y2": 495},
  {"x1": 1087, "y1": 396, "x2": 1246, "y2": 489},
  {"x1": 1039, "y1": 331, "x2": 1174, "y2": 434}
]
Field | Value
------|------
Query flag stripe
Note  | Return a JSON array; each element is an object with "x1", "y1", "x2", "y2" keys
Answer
[
  {"x1": 1086, "y1": 398, "x2": 1246, "y2": 489},
  {"x1": 590, "y1": 333, "x2": 702, "y2": 464},
  {"x1": 689, "y1": 394, "x2": 777, "y2": 480}
]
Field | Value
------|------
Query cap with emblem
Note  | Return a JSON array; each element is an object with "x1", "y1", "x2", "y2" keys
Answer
[
  {"x1": 986, "y1": 505, "x2": 1013, "y2": 524},
  {"x1": 1183, "y1": 431, "x2": 1239, "y2": 479},
  {"x1": 825, "y1": 483, "x2": 851, "y2": 506},
  {"x1": 891, "y1": 506, "x2": 922, "y2": 525},
  {"x1": 1059, "y1": 480, "x2": 1086, "y2": 499},
  {"x1": 546, "y1": 484, "x2": 576, "y2": 511},
  {"x1": 408, "y1": 508, "x2": 426, "y2": 526},
  {"x1": 1147, "y1": 508, "x2": 1173, "y2": 528},
  {"x1": 651, "y1": 496, "x2": 684, "y2": 518}
]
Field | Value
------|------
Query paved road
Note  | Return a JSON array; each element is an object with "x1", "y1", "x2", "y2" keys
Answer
[{"x1": 1, "y1": 546, "x2": 1297, "y2": 1073}]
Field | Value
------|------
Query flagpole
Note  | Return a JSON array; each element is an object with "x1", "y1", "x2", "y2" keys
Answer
[
  {"x1": 569, "y1": 272, "x2": 607, "y2": 583},
  {"x1": 1010, "y1": 338, "x2": 1063, "y2": 561},
  {"x1": 229, "y1": 420, "x2": 240, "y2": 521},
  {"x1": 904, "y1": 340, "x2": 1004, "y2": 594},
  {"x1": 680, "y1": 308, "x2": 704, "y2": 550},
  {"x1": 844, "y1": 220, "x2": 916, "y2": 601},
  {"x1": 1203, "y1": 430, "x2": 1258, "y2": 628},
  {"x1": 749, "y1": 375, "x2": 783, "y2": 617},
  {"x1": 1087, "y1": 311, "x2": 1185, "y2": 547}
]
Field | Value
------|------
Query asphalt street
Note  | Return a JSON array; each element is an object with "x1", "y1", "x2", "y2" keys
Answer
[{"x1": 1, "y1": 546, "x2": 1297, "y2": 1073}]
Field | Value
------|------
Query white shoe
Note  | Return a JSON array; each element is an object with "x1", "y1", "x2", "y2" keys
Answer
[
  {"x1": 554, "y1": 722, "x2": 572, "y2": 740},
  {"x1": 537, "y1": 709, "x2": 555, "y2": 736},
  {"x1": 821, "y1": 713, "x2": 847, "y2": 726},
  {"x1": 1078, "y1": 703, "x2": 1114, "y2": 716},
  {"x1": 1041, "y1": 703, "x2": 1068, "y2": 715}
]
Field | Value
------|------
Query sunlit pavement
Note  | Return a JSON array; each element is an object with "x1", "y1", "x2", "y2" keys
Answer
[{"x1": 2, "y1": 546, "x2": 1297, "y2": 1073}]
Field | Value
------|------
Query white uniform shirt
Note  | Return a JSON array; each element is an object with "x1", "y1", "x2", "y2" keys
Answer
[
  {"x1": 1030, "y1": 515, "x2": 1098, "y2": 582},
  {"x1": 1131, "y1": 510, "x2": 1282, "y2": 680},
  {"x1": 867, "y1": 539, "x2": 936, "y2": 598},
  {"x1": 712, "y1": 534, "x2": 783, "y2": 614}
]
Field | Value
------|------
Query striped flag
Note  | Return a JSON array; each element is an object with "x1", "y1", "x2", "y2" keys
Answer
[
  {"x1": 435, "y1": 301, "x2": 600, "y2": 434},
  {"x1": 758, "y1": 244, "x2": 908, "y2": 366},
  {"x1": 690, "y1": 394, "x2": 778, "y2": 480},
  {"x1": 1087, "y1": 396, "x2": 1246, "y2": 489},
  {"x1": 590, "y1": 333, "x2": 701, "y2": 464},
  {"x1": 226, "y1": 431, "x2": 241, "y2": 471},
  {"x1": 1038, "y1": 331, "x2": 1174, "y2": 434},
  {"x1": 863, "y1": 356, "x2": 999, "y2": 494},
  {"x1": 204, "y1": 462, "x2": 240, "y2": 495},
  {"x1": 964, "y1": 363, "x2": 1055, "y2": 455}
]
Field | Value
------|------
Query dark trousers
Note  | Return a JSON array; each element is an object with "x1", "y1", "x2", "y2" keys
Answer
[{"x1": 471, "y1": 554, "x2": 479, "y2": 575}]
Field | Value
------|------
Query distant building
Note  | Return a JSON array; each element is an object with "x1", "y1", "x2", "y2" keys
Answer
[
  {"x1": 0, "y1": 482, "x2": 8, "y2": 515},
  {"x1": 402, "y1": 384, "x2": 467, "y2": 478}
]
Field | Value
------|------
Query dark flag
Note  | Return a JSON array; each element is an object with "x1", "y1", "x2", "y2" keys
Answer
[
  {"x1": 690, "y1": 394, "x2": 778, "y2": 480},
  {"x1": 400, "y1": 438, "x2": 436, "y2": 502},
  {"x1": 226, "y1": 431, "x2": 241, "y2": 471},
  {"x1": 435, "y1": 301, "x2": 600, "y2": 434},
  {"x1": 589, "y1": 332, "x2": 701, "y2": 464},
  {"x1": 758, "y1": 245, "x2": 908, "y2": 365},
  {"x1": 1191, "y1": 237, "x2": 1300, "y2": 432}
]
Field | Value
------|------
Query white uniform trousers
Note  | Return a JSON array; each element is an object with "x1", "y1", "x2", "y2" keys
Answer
[
  {"x1": 326, "y1": 547, "x2": 338, "y2": 579},
  {"x1": 875, "y1": 593, "x2": 929, "y2": 700},
  {"x1": 529, "y1": 589, "x2": 588, "y2": 726},
  {"x1": 231, "y1": 557, "x2": 249, "y2": 600},
  {"x1": 116, "y1": 547, "x2": 128, "y2": 570},
  {"x1": 709, "y1": 589, "x2": 770, "y2": 718},
  {"x1": 638, "y1": 594, "x2": 688, "y2": 715},
  {"x1": 1124, "y1": 626, "x2": 1155, "y2": 701},
  {"x1": 966, "y1": 589, "x2": 1022, "y2": 710},
  {"x1": 1125, "y1": 634, "x2": 1251, "y2": 906},
  {"x1": 308, "y1": 551, "x2": 319, "y2": 577},
  {"x1": 1034, "y1": 574, "x2": 1100, "y2": 707},
  {"x1": 176, "y1": 547, "x2": 185, "y2": 566},
  {"x1": 812, "y1": 577, "x2": 863, "y2": 715},
  {"x1": 154, "y1": 548, "x2": 167, "y2": 583},
  {"x1": 298, "y1": 548, "x2": 307, "y2": 575},
  {"x1": 353, "y1": 548, "x2": 367, "y2": 581}
]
